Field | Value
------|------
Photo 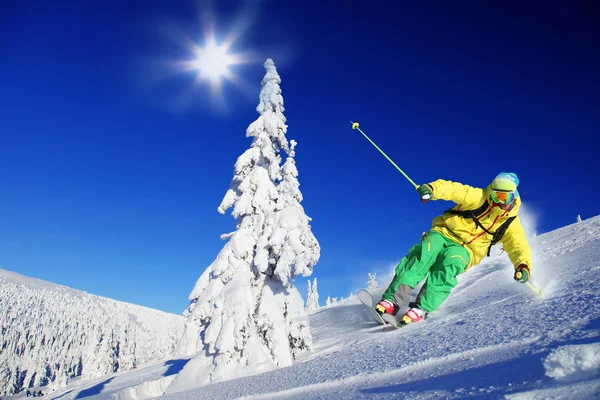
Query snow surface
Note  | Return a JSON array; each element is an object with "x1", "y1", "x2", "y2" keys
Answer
[
  {"x1": 4, "y1": 214, "x2": 599, "y2": 399},
  {"x1": 543, "y1": 343, "x2": 600, "y2": 381},
  {"x1": 0, "y1": 270, "x2": 185, "y2": 396}
]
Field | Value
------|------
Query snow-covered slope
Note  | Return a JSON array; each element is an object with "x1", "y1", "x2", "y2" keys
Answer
[
  {"x1": 0, "y1": 270, "x2": 185, "y2": 396},
  {"x1": 5, "y1": 215, "x2": 600, "y2": 399}
]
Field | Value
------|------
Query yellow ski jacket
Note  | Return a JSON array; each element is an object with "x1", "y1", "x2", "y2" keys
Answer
[{"x1": 427, "y1": 179, "x2": 533, "y2": 271}]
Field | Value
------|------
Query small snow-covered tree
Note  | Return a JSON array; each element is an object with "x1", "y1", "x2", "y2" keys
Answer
[
  {"x1": 366, "y1": 273, "x2": 379, "y2": 291},
  {"x1": 577, "y1": 214, "x2": 582, "y2": 223},
  {"x1": 169, "y1": 59, "x2": 319, "y2": 394},
  {"x1": 305, "y1": 278, "x2": 319, "y2": 312},
  {"x1": 325, "y1": 296, "x2": 331, "y2": 306}
]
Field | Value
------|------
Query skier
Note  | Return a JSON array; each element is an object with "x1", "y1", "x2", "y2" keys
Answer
[{"x1": 375, "y1": 172, "x2": 533, "y2": 326}]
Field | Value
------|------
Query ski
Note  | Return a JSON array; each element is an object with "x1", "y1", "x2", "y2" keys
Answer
[
  {"x1": 382, "y1": 313, "x2": 416, "y2": 329},
  {"x1": 357, "y1": 289, "x2": 387, "y2": 326},
  {"x1": 381, "y1": 313, "x2": 401, "y2": 328}
]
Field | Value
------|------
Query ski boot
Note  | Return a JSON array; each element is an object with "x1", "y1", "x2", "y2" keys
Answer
[
  {"x1": 399, "y1": 305, "x2": 428, "y2": 326},
  {"x1": 375, "y1": 299, "x2": 398, "y2": 316}
]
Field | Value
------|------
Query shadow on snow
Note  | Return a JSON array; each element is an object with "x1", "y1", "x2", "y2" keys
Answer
[
  {"x1": 164, "y1": 359, "x2": 190, "y2": 377},
  {"x1": 74, "y1": 377, "x2": 114, "y2": 399},
  {"x1": 359, "y1": 353, "x2": 548, "y2": 397}
]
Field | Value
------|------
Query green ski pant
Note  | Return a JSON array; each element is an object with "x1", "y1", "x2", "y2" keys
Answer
[{"x1": 382, "y1": 230, "x2": 470, "y2": 313}]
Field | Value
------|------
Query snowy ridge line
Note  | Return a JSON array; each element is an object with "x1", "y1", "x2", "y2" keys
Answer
[
  {"x1": 237, "y1": 337, "x2": 541, "y2": 399},
  {"x1": 0, "y1": 269, "x2": 186, "y2": 396},
  {"x1": 0, "y1": 268, "x2": 175, "y2": 314},
  {"x1": 534, "y1": 215, "x2": 600, "y2": 261}
]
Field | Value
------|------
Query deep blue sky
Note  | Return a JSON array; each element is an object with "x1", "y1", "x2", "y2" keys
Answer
[{"x1": 1, "y1": 1, "x2": 598, "y2": 314}]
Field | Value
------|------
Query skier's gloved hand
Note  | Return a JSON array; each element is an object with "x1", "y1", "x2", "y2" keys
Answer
[
  {"x1": 514, "y1": 264, "x2": 530, "y2": 283},
  {"x1": 417, "y1": 184, "x2": 433, "y2": 202}
]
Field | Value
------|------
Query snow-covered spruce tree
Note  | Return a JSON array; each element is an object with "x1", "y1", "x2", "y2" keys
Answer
[
  {"x1": 168, "y1": 59, "x2": 319, "y2": 393},
  {"x1": 305, "y1": 278, "x2": 319, "y2": 312},
  {"x1": 366, "y1": 273, "x2": 379, "y2": 291},
  {"x1": 577, "y1": 214, "x2": 582, "y2": 223}
]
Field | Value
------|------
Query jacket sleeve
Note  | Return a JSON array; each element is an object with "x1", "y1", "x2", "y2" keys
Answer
[
  {"x1": 428, "y1": 179, "x2": 485, "y2": 208},
  {"x1": 501, "y1": 216, "x2": 533, "y2": 270}
]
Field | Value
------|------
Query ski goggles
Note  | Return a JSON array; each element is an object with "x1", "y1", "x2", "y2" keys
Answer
[{"x1": 490, "y1": 189, "x2": 515, "y2": 205}]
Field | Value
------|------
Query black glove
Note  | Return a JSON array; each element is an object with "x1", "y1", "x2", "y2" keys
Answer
[
  {"x1": 417, "y1": 184, "x2": 433, "y2": 202},
  {"x1": 514, "y1": 264, "x2": 530, "y2": 283}
]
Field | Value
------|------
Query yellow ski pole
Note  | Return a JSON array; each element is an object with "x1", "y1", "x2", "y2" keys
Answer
[
  {"x1": 526, "y1": 281, "x2": 542, "y2": 295},
  {"x1": 350, "y1": 121, "x2": 422, "y2": 192}
]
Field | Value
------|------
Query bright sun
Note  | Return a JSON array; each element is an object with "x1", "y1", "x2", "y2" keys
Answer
[
  {"x1": 165, "y1": 7, "x2": 260, "y2": 108},
  {"x1": 189, "y1": 40, "x2": 234, "y2": 85},
  {"x1": 179, "y1": 31, "x2": 251, "y2": 96}
]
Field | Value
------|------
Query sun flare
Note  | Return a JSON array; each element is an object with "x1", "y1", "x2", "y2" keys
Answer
[
  {"x1": 187, "y1": 39, "x2": 235, "y2": 87},
  {"x1": 177, "y1": 26, "x2": 253, "y2": 96},
  {"x1": 159, "y1": 6, "x2": 262, "y2": 110}
]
